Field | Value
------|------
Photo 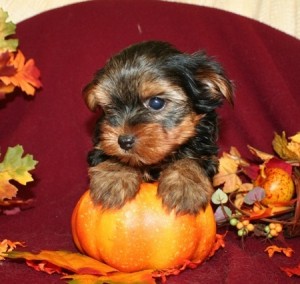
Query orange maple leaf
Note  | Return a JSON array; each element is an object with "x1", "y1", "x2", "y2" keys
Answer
[
  {"x1": 0, "y1": 178, "x2": 18, "y2": 200},
  {"x1": 0, "y1": 239, "x2": 25, "y2": 260},
  {"x1": 0, "y1": 50, "x2": 42, "y2": 96},
  {"x1": 265, "y1": 245, "x2": 294, "y2": 258},
  {"x1": 213, "y1": 150, "x2": 242, "y2": 193}
]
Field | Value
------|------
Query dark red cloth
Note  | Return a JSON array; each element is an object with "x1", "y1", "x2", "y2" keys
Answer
[{"x1": 1, "y1": 1, "x2": 300, "y2": 283}]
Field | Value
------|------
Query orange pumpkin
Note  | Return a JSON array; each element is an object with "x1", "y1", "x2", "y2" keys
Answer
[{"x1": 71, "y1": 182, "x2": 216, "y2": 273}]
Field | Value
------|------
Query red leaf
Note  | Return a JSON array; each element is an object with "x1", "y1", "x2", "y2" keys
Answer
[
  {"x1": 242, "y1": 163, "x2": 260, "y2": 180},
  {"x1": 281, "y1": 263, "x2": 300, "y2": 277},
  {"x1": 266, "y1": 158, "x2": 292, "y2": 176},
  {"x1": 26, "y1": 260, "x2": 64, "y2": 275}
]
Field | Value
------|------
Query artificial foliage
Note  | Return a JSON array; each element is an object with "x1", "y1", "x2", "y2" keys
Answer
[{"x1": 0, "y1": 8, "x2": 41, "y2": 98}]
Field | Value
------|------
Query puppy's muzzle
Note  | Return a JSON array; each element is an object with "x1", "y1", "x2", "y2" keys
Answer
[{"x1": 118, "y1": 134, "x2": 135, "y2": 150}]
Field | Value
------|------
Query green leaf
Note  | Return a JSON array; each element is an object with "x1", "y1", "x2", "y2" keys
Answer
[
  {"x1": 0, "y1": 8, "x2": 18, "y2": 52},
  {"x1": 211, "y1": 188, "x2": 228, "y2": 205},
  {"x1": 0, "y1": 145, "x2": 38, "y2": 185}
]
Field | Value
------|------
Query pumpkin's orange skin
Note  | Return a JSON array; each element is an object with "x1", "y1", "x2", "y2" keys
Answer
[{"x1": 71, "y1": 183, "x2": 216, "y2": 273}]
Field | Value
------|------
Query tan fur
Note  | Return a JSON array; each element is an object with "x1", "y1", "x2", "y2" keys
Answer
[
  {"x1": 89, "y1": 160, "x2": 142, "y2": 209},
  {"x1": 158, "y1": 159, "x2": 214, "y2": 214},
  {"x1": 99, "y1": 113, "x2": 203, "y2": 166},
  {"x1": 197, "y1": 69, "x2": 234, "y2": 105}
]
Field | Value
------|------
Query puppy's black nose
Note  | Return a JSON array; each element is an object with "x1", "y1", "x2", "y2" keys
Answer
[{"x1": 118, "y1": 135, "x2": 135, "y2": 150}]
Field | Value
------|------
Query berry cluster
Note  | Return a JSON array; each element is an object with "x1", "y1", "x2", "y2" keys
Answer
[
  {"x1": 230, "y1": 218, "x2": 254, "y2": 237},
  {"x1": 264, "y1": 223, "x2": 283, "y2": 238},
  {"x1": 230, "y1": 218, "x2": 284, "y2": 239}
]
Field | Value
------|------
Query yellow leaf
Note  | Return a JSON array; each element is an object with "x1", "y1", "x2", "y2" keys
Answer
[
  {"x1": 0, "y1": 239, "x2": 25, "y2": 260},
  {"x1": 213, "y1": 152, "x2": 242, "y2": 193},
  {"x1": 272, "y1": 132, "x2": 300, "y2": 161},
  {"x1": 229, "y1": 146, "x2": 249, "y2": 167},
  {"x1": 289, "y1": 132, "x2": 300, "y2": 143},
  {"x1": 247, "y1": 145, "x2": 274, "y2": 161},
  {"x1": 0, "y1": 175, "x2": 18, "y2": 200},
  {"x1": 0, "y1": 145, "x2": 38, "y2": 200}
]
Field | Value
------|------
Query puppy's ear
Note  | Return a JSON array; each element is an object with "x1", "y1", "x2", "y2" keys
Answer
[
  {"x1": 82, "y1": 81, "x2": 99, "y2": 112},
  {"x1": 195, "y1": 52, "x2": 234, "y2": 106}
]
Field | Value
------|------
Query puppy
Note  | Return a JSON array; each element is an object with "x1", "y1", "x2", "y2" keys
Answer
[{"x1": 83, "y1": 41, "x2": 233, "y2": 214}]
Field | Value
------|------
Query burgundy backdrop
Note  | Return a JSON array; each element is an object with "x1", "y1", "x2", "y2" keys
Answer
[{"x1": 1, "y1": 0, "x2": 300, "y2": 283}]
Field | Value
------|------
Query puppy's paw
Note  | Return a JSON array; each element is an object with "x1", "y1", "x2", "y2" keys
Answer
[
  {"x1": 88, "y1": 161, "x2": 141, "y2": 209},
  {"x1": 158, "y1": 159, "x2": 213, "y2": 215}
]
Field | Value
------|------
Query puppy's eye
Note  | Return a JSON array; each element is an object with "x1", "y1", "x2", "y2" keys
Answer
[{"x1": 147, "y1": 97, "x2": 165, "y2": 111}]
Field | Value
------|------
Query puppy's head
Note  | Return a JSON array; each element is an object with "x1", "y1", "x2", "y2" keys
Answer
[{"x1": 83, "y1": 41, "x2": 233, "y2": 167}]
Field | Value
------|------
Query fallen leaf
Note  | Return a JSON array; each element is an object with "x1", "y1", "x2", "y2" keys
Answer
[
  {"x1": 281, "y1": 263, "x2": 300, "y2": 277},
  {"x1": 0, "y1": 239, "x2": 25, "y2": 260},
  {"x1": 0, "y1": 8, "x2": 18, "y2": 52},
  {"x1": 63, "y1": 270, "x2": 156, "y2": 284},
  {"x1": 5, "y1": 250, "x2": 118, "y2": 276},
  {"x1": 26, "y1": 260, "x2": 64, "y2": 275},
  {"x1": 265, "y1": 245, "x2": 294, "y2": 258},
  {"x1": 0, "y1": 145, "x2": 38, "y2": 200},
  {"x1": 208, "y1": 233, "x2": 226, "y2": 258}
]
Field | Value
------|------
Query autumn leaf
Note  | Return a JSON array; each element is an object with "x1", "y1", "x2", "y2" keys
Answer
[
  {"x1": 208, "y1": 233, "x2": 226, "y2": 258},
  {"x1": 6, "y1": 250, "x2": 118, "y2": 276},
  {"x1": 63, "y1": 270, "x2": 156, "y2": 284},
  {"x1": 272, "y1": 131, "x2": 300, "y2": 162},
  {"x1": 247, "y1": 145, "x2": 274, "y2": 161},
  {"x1": 0, "y1": 50, "x2": 42, "y2": 96},
  {"x1": 0, "y1": 239, "x2": 25, "y2": 260},
  {"x1": 26, "y1": 260, "x2": 64, "y2": 275},
  {"x1": 0, "y1": 145, "x2": 38, "y2": 200},
  {"x1": 5, "y1": 249, "x2": 157, "y2": 284},
  {"x1": 264, "y1": 245, "x2": 294, "y2": 258},
  {"x1": 0, "y1": 8, "x2": 18, "y2": 52},
  {"x1": 213, "y1": 149, "x2": 243, "y2": 193},
  {"x1": 290, "y1": 132, "x2": 300, "y2": 143},
  {"x1": 281, "y1": 263, "x2": 300, "y2": 277}
]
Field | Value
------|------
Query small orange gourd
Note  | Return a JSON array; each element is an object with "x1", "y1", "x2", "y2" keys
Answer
[{"x1": 71, "y1": 182, "x2": 216, "y2": 273}]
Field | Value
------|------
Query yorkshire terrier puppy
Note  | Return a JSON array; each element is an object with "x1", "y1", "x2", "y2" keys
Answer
[{"x1": 83, "y1": 41, "x2": 233, "y2": 214}]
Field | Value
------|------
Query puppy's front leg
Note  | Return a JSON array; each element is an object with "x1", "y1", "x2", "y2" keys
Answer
[
  {"x1": 88, "y1": 160, "x2": 142, "y2": 209},
  {"x1": 158, "y1": 159, "x2": 214, "y2": 215}
]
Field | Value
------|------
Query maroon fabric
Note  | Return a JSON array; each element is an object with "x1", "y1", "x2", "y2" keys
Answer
[{"x1": 1, "y1": 0, "x2": 300, "y2": 283}]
